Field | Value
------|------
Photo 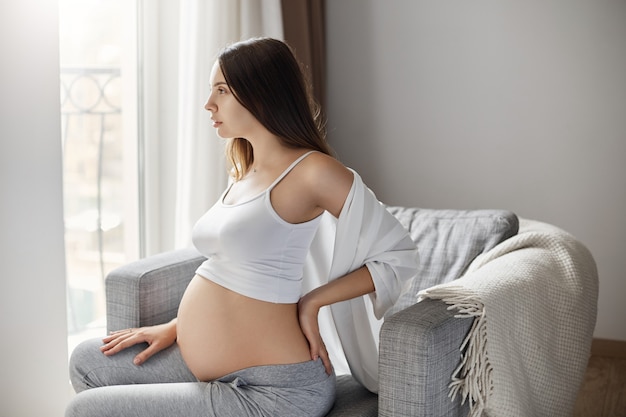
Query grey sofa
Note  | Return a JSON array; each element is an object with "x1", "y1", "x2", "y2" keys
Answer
[{"x1": 106, "y1": 206, "x2": 520, "y2": 416}]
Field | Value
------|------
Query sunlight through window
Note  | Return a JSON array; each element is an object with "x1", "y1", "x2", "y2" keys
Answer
[{"x1": 59, "y1": 0, "x2": 140, "y2": 355}]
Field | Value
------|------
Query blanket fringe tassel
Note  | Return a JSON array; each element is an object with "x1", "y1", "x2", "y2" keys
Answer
[{"x1": 420, "y1": 287, "x2": 493, "y2": 417}]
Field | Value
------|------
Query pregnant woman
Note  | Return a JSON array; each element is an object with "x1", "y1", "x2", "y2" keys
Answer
[{"x1": 66, "y1": 37, "x2": 418, "y2": 417}]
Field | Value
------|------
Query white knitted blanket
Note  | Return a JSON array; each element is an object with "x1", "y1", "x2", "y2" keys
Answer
[{"x1": 419, "y1": 219, "x2": 598, "y2": 417}]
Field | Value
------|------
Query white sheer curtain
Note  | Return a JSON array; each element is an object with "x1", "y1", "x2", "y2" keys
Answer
[{"x1": 174, "y1": 0, "x2": 283, "y2": 248}]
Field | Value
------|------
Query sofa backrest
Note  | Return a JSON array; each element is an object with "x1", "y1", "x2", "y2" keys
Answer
[{"x1": 385, "y1": 207, "x2": 519, "y2": 316}]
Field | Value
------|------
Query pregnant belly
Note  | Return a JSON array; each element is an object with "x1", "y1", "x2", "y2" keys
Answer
[{"x1": 177, "y1": 275, "x2": 311, "y2": 381}]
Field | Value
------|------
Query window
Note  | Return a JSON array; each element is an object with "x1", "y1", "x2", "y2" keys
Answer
[{"x1": 59, "y1": 0, "x2": 140, "y2": 353}]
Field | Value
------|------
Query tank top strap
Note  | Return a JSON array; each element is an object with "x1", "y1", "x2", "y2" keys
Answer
[{"x1": 266, "y1": 151, "x2": 317, "y2": 191}]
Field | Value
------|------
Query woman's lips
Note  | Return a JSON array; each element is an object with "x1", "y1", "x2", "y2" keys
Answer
[{"x1": 212, "y1": 120, "x2": 222, "y2": 128}]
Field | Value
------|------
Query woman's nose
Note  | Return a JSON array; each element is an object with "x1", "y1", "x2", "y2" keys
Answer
[{"x1": 204, "y1": 98, "x2": 215, "y2": 112}]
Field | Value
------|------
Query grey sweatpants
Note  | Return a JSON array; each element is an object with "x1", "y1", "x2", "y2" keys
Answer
[{"x1": 67, "y1": 338, "x2": 336, "y2": 417}]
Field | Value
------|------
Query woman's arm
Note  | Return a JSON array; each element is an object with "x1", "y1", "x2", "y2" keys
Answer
[
  {"x1": 303, "y1": 266, "x2": 375, "y2": 308},
  {"x1": 100, "y1": 318, "x2": 178, "y2": 365},
  {"x1": 297, "y1": 153, "x2": 376, "y2": 374}
]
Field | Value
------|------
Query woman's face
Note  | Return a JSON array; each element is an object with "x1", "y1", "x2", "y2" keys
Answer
[{"x1": 205, "y1": 61, "x2": 261, "y2": 140}]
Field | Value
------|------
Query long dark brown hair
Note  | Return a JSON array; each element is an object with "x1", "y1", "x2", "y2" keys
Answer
[{"x1": 217, "y1": 37, "x2": 332, "y2": 180}]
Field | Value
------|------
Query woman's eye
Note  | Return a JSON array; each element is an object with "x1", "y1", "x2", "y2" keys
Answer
[{"x1": 218, "y1": 88, "x2": 226, "y2": 94}]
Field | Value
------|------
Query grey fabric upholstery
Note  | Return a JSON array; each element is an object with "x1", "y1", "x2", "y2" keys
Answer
[
  {"x1": 326, "y1": 299, "x2": 473, "y2": 417},
  {"x1": 325, "y1": 375, "x2": 378, "y2": 416},
  {"x1": 104, "y1": 208, "x2": 519, "y2": 416},
  {"x1": 379, "y1": 298, "x2": 473, "y2": 417},
  {"x1": 385, "y1": 207, "x2": 519, "y2": 316},
  {"x1": 106, "y1": 248, "x2": 205, "y2": 332}
]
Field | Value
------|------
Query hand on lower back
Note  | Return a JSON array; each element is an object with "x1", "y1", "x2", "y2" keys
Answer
[{"x1": 298, "y1": 295, "x2": 333, "y2": 375}]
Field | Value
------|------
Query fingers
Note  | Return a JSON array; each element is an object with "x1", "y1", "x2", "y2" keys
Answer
[
  {"x1": 312, "y1": 341, "x2": 333, "y2": 375},
  {"x1": 303, "y1": 326, "x2": 333, "y2": 375},
  {"x1": 298, "y1": 300, "x2": 333, "y2": 375},
  {"x1": 103, "y1": 328, "x2": 134, "y2": 343},
  {"x1": 99, "y1": 325, "x2": 176, "y2": 366},
  {"x1": 133, "y1": 342, "x2": 160, "y2": 366},
  {"x1": 100, "y1": 328, "x2": 144, "y2": 358}
]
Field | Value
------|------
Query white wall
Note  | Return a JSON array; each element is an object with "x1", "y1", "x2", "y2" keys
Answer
[
  {"x1": 0, "y1": 1, "x2": 70, "y2": 415},
  {"x1": 326, "y1": 0, "x2": 626, "y2": 341}
]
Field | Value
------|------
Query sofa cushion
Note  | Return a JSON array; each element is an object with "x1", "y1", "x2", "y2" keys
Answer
[
  {"x1": 325, "y1": 375, "x2": 377, "y2": 416},
  {"x1": 385, "y1": 207, "x2": 519, "y2": 316}
]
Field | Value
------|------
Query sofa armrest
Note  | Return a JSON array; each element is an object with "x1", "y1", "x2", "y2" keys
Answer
[
  {"x1": 378, "y1": 298, "x2": 473, "y2": 417},
  {"x1": 105, "y1": 248, "x2": 206, "y2": 333}
]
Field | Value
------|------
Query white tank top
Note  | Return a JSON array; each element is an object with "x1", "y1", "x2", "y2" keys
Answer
[{"x1": 191, "y1": 151, "x2": 322, "y2": 303}]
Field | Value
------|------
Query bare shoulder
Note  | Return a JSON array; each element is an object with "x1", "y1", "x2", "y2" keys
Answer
[
  {"x1": 301, "y1": 152, "x2": 353, "y2": 182},
  {"x1": 299, "y1": 152, "x2": 354, "y2": 217}
]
